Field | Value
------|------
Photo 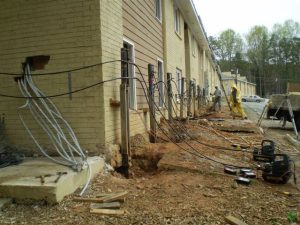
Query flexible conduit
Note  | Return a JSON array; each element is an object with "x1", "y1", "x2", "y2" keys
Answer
[{"x1": 17, "y1": 64, "x2": 90, "y2": 196}]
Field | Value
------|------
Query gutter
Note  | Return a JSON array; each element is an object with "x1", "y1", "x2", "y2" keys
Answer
[{"x1": 175, "y1": 0, "x2": 219, "y2": 71}]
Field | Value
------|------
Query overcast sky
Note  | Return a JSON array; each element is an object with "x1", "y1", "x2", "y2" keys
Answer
[{"x1": 193, "y1": 0, "x2": 300, "y2": 37}]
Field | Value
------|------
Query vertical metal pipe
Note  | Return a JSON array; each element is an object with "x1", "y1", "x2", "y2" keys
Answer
[
  {"x1": 148, "y1": 64, "x2": 156, "y2": 143},
  {"x1": 167, "y1": 73, "x2": 173, "y2": 121},
  {"x1": 180, "y1": 77, "x2": 185, "y2": 118},
  {"x1": 187, "y1": 80, "x2": 193, "y2": 117},
  {"x1": 202, "y1": 88, "x2": 206, "y2": 105},
  {"x1": 193, "y1": 83, "x2": 196, "y2": 116},
  {"x1": 197, "y1": 85, "x2": 201, "y2": 111},
  {"x1": 68, "y1": 72, "x2": 72, "y2": 100},
  {"x1": 120, "y1": 48, "x2": 130, "y2": 177}
]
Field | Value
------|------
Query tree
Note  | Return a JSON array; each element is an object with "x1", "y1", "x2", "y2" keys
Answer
[
  {"x1": 269, "y1": 20, "x2": 300, "y2": 93},
  {"x1": 246, "y1": 25, "x2": 270, "y2": 97},
  {"x1": 209, "y1": 29, "x2": 244, "y2": 71},
  {"x1": 209, "y1": 20, "x2": 300, "y2": 96}
]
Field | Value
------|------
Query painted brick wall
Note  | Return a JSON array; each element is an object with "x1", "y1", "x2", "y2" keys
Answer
[
  {"x1": 101, "y1": 0, "x2": 168, "y2": 145},
  {"x1": 0, "y1": 0, "x2": 104, "y2": 155},
  {"x1": 0, "y1": 0, "x2": 219, "y2": 159},
  {"x1": 100, "y1": 0, "x2": 154, "y2": 144},
  {"x1": 163, "y1": 0, "x2": 186, "y2": 80}
]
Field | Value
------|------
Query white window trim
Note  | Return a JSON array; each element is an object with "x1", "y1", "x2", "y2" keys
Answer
[
  {"x1": 174, "y1": 7, "x2": 181, "y2": 35},
  {"x1": 157, "y1": 58, "x2": 164, "y2": 108},
  {"x1": 176, "y1": 68, "x2": 182, "y2": 100},
  {"x1": 123, "y1": 37, "x2": 137, "y2": 110},
  {"x1": 155, "y1": 0, "x2": 162, "y2": 23},
  {"x1": 192, "y1": 35, "x2": 196, "y2": 57}
]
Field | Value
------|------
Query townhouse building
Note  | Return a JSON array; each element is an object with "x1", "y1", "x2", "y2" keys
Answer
[
  {"x1": 222, "y1": 72, "x2": 256, "y2": 97},
  {"x1": 0, "y1": 0, "x2": 219, "y2": 157}
]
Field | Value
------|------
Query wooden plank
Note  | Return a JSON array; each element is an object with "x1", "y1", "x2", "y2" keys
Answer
[
  {"x1": 90, "y1": 202, "x2": 121, "y2": 210},
  {"x1": 225, "y1": 215, "x2": 248, "y2": 225},
  {"x1": 90, "y1": 208, "x2": 125, "y2": 216},
  {"x1": 73, "y1": 197, "x2": 125, "y2": 204},
  {"x1": 96, "y1": 193, "x2": 114, "y2": 198},
  {"x1": 73, "y1": 197, "x2": 105, "y2": 203},
  {"x1": 100, "y1": 191, "x2": 128, "y2": 203}
]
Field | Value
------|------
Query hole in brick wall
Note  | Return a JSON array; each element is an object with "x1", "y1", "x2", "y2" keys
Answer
[{"x1": 23, "y1": 55, "x2": 50, "y2": 71}]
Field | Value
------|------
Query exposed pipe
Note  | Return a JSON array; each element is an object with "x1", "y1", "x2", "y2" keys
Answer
[{"x1": 17, "y1": 64, "x2": 90, "y2": 196}]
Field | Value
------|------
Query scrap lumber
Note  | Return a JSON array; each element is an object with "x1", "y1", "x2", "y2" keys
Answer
[
  {"x1": 90, "y1": 208, "x2": 125, "y2": 215},
  {"x1": 74, "y1": 191, "x2": 128, "y2": 203},
  {"x1": 100, "y1": 191, "x2": 128, "y2": 203},
  {"x1": 96, "y1": 193, "x2": 114, "y2": 198},
  {"x1": 218, "y1": 127, "x2": 255, "y2": 133},
  {"x1": 225, "y1": 215, "x2": 248, "y2": 225},
  {"x1": 90, "y1": 202, "x2": 121, "y2": 209},
  {"x1": 73, "y1": 197, "x2": 105, "y2": 203}
]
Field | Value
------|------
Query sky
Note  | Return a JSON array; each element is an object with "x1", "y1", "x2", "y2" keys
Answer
[{"x1": 193, "y1": 0, "x2": 300, "y2": 37}]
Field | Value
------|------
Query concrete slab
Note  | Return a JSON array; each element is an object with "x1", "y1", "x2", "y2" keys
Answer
[{"x1": 0, "y1": 157, "x2": 104, "y2": 204}]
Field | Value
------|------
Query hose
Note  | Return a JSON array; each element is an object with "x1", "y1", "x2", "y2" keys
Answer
[{"x1": 17, "y1": 64, "x2": 90, "y2": 196}]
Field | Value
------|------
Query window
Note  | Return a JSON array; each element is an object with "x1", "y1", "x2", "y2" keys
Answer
[
  {"x1": 155, "y1": 0, "x2": 162, "y2": 21},
  {"x1": 174, "y1": 8, "x2": 180, "y2": 34},
  {"x1": 157, "y1": 60, "x2": 164, "y2": 107},
  {"x1": 192, "y1": 35, "x2": 196, "y2": 56},
  {"x1": 123, "y1": 39, "x2": 137, "y2": 110},
  {"x1": 176, "y1": 68, "x2": 182, "y2": 98}
]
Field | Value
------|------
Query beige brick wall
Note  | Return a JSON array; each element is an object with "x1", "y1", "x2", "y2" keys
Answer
[
  {"x1": 163, "y1": 0, "x2": 209, "y2": 116},
  {"x1": 163, "y1": 0, "x2": 186, "y2": 83},
  {"x1": 0, "y1": 0, "x2": 219, "y2": 159},
  {"x1": 99, "y1": 0, "x2": 123, "y2": 144},
  {"x1": 186, "y1": 29, "x2": 202, "y2": 86},
  {"x1": 102, "y1": 0, "x2": 160, "y2": 144},
  {"x1": 0, "y1": 0, "x2": 104, "y2": 155}
]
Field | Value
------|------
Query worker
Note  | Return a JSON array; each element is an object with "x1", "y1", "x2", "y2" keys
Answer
[
  {"x1": 230, "y1": 84, "x2": 247, "y2": 119},
  {"x1": 211, "y1": 86, "x2": 222, "y2": 111}
]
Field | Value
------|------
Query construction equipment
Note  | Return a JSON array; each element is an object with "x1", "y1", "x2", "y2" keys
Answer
[
  {"x1": 240, "y1": 168, "x2": 256, "y2": 178},
  {"x1": 261, "y1": 154, "x2": 295, "y2": 184},
  {"x1": 252, "y1": 140, "x2": 296, "y2": 184},
  {"x1": 253, "y1": 140, "x2": 276, "y2": 162},
  {"x1": 235, "y1": 177, "x2": 251, "y2": 185},
  {"x1": 262, "y1": 93, "x2": 300, "y2": 138}
]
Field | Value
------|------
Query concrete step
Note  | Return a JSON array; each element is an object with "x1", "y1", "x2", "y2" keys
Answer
[{"x1": 0, "y1": 157, "x2": 104, "y2": 204}]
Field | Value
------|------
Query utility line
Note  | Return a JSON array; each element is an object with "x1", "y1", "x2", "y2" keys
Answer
[
  {"x1": 132, "y1": 63, "x2": 250, "y2": 169},
  {"x1": 0, "y1": 60, "x2": 122, "y2": 76},
  {"x1": 0, "y1": 59, "x2": 250, "y2": 168},
  {"x1": 0, "y1": 77, "x2": 123, "y2": 99},
  {"x1": 155, "y1": 80, "x2": 252, "y2": 153}
]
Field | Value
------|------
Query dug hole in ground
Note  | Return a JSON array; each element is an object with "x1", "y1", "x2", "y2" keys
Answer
[{"x1": 0, "y1": 106, "x2": 299, "y2": 225}]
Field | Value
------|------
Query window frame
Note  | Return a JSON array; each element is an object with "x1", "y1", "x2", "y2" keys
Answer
[
  {"x1": 155, "y1": 0, "x2": 162, "y2": 22},
  {"x1": 157, "y1": 58, "x2": 164, "y2": 107},
  {"x1": 174, "y1": 7, "x2": 181, "y2": 35},
  {"x1": 123, "y1": 38, "x2": 137, "y2": 110},
  {"x1": 192, "y1": 35, "x2": 196, "y2": 57},
  {"x1": 176, "y1": 68, "x2": 182, "y2": 99}
]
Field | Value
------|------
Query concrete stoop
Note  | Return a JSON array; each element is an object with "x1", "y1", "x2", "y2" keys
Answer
[{"x1": 0, "y1": 157, "x2": 104, "y2": 204}]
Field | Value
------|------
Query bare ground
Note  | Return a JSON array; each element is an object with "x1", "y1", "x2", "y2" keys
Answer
[{"x1": 0, "y1": 109, "x2": 299, "y2": 225}]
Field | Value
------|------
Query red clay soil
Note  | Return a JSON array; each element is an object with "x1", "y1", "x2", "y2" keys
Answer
[{"x1": 0, "y1": 109, "x2": 299, "y2": 225}]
